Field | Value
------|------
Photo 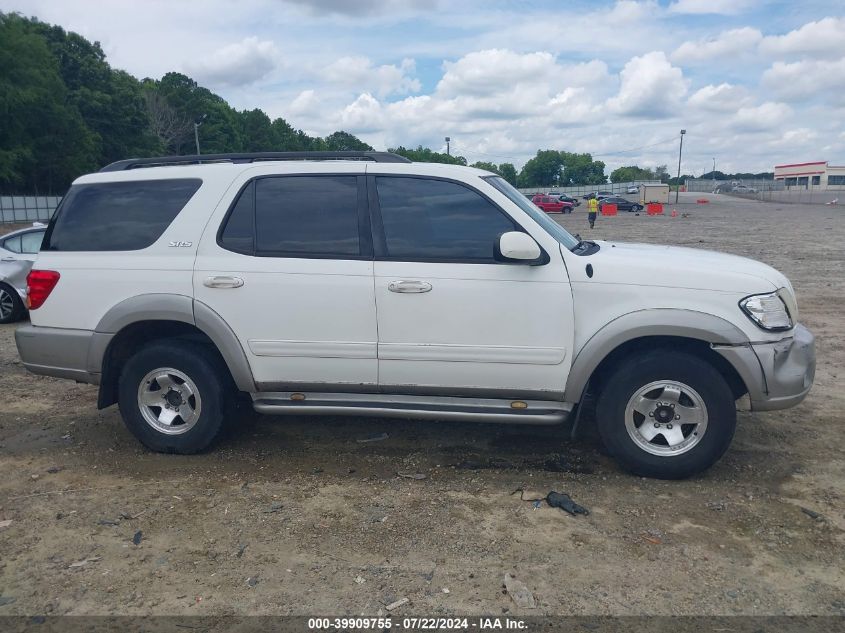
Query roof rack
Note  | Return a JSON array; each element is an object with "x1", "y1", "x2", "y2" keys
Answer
[{"x1": 99, "y1": 151, "x2": 411, "y2": 172}]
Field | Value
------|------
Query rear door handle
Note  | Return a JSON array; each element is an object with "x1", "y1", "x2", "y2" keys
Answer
[
  {"x1": 388, "y1": 280, "x2": 432, "y2": 294},
  {"x1": 203, "y1": 275, "x2": 244, "y2": 289}
]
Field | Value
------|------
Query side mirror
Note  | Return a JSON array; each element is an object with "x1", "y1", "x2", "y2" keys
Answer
[{"x1": 497, "y1": 231, "x2": 542, "y2": 263}]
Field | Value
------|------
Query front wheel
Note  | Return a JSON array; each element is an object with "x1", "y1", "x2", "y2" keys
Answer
[
  {"x1": 595, "y1": 350, "x2": 736, "y2": 479},
  {"x1": 118, "y1": 341, "x2": 232, "y2": 453}
]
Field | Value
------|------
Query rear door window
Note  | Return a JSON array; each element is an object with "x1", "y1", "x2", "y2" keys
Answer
[
  {"x1": 45, "y1": 179, "x2": 201, "y2": 251},
  {"x1": 219, "y1": 175, "x2": 362, "y2": 258}
]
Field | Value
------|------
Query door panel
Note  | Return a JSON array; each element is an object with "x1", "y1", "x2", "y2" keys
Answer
[
  {"x1": 370, "y1": 174, "x2": 573, "y2": 396},
  {"x1": 194, "y1": 168, "x2": 377, "y2": 388}
]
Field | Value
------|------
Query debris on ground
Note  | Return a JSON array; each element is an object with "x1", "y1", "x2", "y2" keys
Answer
[
  {"x1": 511, "y1": 488, "x2": 590, "y2": 516},
  {"x1": 503, "y1": 573, "x2": 536, "y2": 609},
  {"x1": 354, "y1": 575, "x2": 366, "y2": 585},
  {"x1": 246, "y1": 576, "x2": 259, "y2": 587},
  {"x1": 69, "y1": 556, "x2": 101, "y2": 568},
  {"x1": 132, "y1": 530, "x2": 143, "y2": 545},
  {"x1": 236, "y1": 543, "x2": 248, "y2": 558},
  {"x1": 800, "y1": 507, "x2": 823, "y2": 520},
  {"x1": 357, "y1": 432, "x2": 389, "y2": 444},
  {"x1": 397, "y1": 472, "x2": 427, "y2": 480},
  {"x1": 97, "y1": 519, "x2": 120, "y2": 526},
  {"x1": 46, "y1": 466, "x2": 63, "y2": 474},
  {"x1": 263, "y1": 503, "x2": 284, "y2": 514},
  {"x1": 384, "y1": 597, "x2": 409, "y2": 611},
  {"x1": 0, "y1": 596, "x2": 16, "y2": 607},
  {"x1": 0, "y1": 519, "x2": 12, "y2": 529}
]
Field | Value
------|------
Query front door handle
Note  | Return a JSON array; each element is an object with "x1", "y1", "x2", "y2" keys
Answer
[
  {"x1": 1, "y1": 257, "x2": 15, "y2": 262},
  {"x1": 203, "y1": 275, "x2": 244, "y2": 289},
  {"x1": 388, "y1": 280, "x2": 432, "y2": 294}
]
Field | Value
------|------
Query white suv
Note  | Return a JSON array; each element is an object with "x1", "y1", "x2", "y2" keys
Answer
[{"x1": 15, "y1": 151, "x2": 815, "y2": 479}]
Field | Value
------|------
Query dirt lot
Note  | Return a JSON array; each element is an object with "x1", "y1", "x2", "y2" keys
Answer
[{"x1": 0, "y1": 194, "x2": 842, "y2": 616}]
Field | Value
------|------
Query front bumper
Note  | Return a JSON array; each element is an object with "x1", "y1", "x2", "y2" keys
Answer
[{"x1": 714, "y1": 323, "x2": 815, "y2": 412}]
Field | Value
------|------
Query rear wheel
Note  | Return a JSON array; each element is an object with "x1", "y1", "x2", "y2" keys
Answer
[
  {"x1": 0, "y1": 283, "x2": 25, "y2": 324},
  {"x1": 118, "y1": 341, "x2": 232, "y2": 453},
  {"x1": 595, "y1": 350, "x2": 736, "y2": 479}
]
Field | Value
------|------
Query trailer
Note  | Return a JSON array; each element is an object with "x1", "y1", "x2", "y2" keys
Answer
[{"x1": 639, "y1": 184, "x2": 670, "y2": 205}]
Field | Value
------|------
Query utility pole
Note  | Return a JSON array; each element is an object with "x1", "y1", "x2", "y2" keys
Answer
[
  {"x1": 675, "y1": 129, "x2": 686, "y2": 204},
  {"x1": 712, "y1": 157, "x2": 716, "y2": 187},
  {"x1": 194, "y1": 114, "x2": 207, "y2": 154},
  {"x1": 445, "y1": 136, "x2": 451, "y2": 156}
]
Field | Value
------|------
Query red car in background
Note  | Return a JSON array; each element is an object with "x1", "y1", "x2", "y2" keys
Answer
[{"x1": 531, "y1": 194, "x2": 573, "y2": 214}]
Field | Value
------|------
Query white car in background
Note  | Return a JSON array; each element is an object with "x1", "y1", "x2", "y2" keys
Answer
[
  {"x1": 0, "y1": 223, "x2": 46, "y2": 323},
  {"x1": 626, "y1": 185, "x2": 639, "y2": 194}
]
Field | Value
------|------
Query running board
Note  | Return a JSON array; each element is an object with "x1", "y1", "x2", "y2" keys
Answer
[{"x1": 252, "y1": 392, "x2": 572, "y2": 425}]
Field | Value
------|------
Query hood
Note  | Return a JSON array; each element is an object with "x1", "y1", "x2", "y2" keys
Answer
[{"x1": 575, "y1": 241, "x2": 789, "y2": 293}]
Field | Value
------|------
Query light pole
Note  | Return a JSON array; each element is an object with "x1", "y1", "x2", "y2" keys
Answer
[
  {"x1": 194, "y1": 114, "x2": 207, "y2": 154},
  {"x1": 445, "y1": 136, "x2": 451, "y2": 156},
  {"x1": 712, "y1": 157, "x2": 716, "y2": 187},
  {"x1": 675, "y1": 129, "x2": 686, "y2": 204}
]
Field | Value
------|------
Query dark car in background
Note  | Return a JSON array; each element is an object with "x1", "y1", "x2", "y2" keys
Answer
[
  {"x1": 557, "y1": 193, "x2": 580, "y2": 207},
  {"x1": 599, "y1": 196, "x2": 644, "y2": 212}
]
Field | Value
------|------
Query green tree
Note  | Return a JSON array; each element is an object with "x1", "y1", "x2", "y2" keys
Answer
[
  {"x1": 517, "y1": 150, "x2": 564, "y2": 187},
  {"x1": 610, "y1": 165, "x2": 658, "y2": 183},
  {"x1": 324, "y1": 131, "x2": 372, "y2": 151},
  {"x1": 389, "y1": 145, "x2": 467, "y2": 165},
  {"x1": 0, "y1": 13, "x2": 97, "y2": 193},
  {"x1": 239, "y1": 109, "x2": 277, "y2": 152},
  {"x1": 498, "y1": 163, "x2": 518, "y2": 187},
  {"x1": 470, "y1": 161, "x2": 500, "y2": 173}
]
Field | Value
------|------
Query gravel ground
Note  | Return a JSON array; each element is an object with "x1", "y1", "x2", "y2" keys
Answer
[{"x1": 0, "y1": 193, "x2": 842, "y2": 616}]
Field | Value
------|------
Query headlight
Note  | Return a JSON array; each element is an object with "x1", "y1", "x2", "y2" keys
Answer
[{"x1": 740, "y1": 292, "x2": 793, "y2": 331}]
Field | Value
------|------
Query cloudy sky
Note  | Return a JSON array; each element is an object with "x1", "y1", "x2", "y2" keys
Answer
[{"x1": 5, "y1": 0, "x2": 844, "y2": 173}]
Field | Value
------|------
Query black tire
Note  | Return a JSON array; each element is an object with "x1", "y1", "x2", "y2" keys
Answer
[
  {"x1": 595, "y1": 350, "x2": 736, "y2": 479},
  {"x1": 0, "y1": 283, "x2": 26, "y2": 324},
  {"x1": 118, "y1": 340, "x2": 231, "y2": 454}
]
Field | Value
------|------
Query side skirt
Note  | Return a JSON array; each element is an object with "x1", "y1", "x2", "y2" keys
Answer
[{"x1": 252, "y1": 392, "x2": 573, "y2": 425}]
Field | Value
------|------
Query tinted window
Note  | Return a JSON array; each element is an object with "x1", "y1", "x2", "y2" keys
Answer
[
  {"x1": 219, "y1": 182, "x2": 255, "y2": 255},
  {"x1": 221, "y1": 176, "x2": 360, "y2": 257},
  {"x1": 376, "y1": 177, "x2": 516, "y2": 261},
  {"x1": 45, "y1": 179, "x2": 201, "y2": 251},
  {"x1": 20, "y1": 231, "x2": 45, "y2": 253}
]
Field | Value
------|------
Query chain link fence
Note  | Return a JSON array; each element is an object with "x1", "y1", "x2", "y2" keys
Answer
[{"x1": 685, "y1": 179, "x2": 842, "y2": 204}]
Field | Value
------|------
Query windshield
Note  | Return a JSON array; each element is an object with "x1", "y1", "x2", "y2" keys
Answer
[{"x1": 484, "y1": 176, "x2": 580, "y2": 250}]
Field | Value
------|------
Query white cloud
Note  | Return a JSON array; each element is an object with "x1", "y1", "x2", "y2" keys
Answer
[
  {"x1": 730, "y1": 102, "x2": 793, "y2": 132},
  {"x1": 671, "y1": 27, "x2": 762, "y2": 64},
  {"x1": 607, "y1": 51, "x2": 688, "y2": 118},
  {"x1": 281, "y1": 0, "x2": 438, "y2": 16},
  {"x1": 761, "y1": 58, "x2": 845, "y2": 103},
  {"x1": 667, "y1": 0, "x2": 756, "y2": 14},
  {"x1": 760, "y1": 17, "x2": 845, "y2": 59},
  {"x1": 288, "y1": 90, "x2": 320, "y2": 116},
  {"x1": 184, "y1": 37, "x2": 278, "y2": 87},
  {"x1": 323, "y1": 56, "x2": 420, "y2": 97},
  {"x1": 687, "y1": 83, "x2": 752, "y2": 112}
]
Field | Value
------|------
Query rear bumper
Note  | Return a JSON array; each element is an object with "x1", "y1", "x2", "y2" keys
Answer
[
  {"x1": 15, "y1": 324, "x2": 101, "y2": 384},
  {"x1": 714, "y1": 323, "x2": 815, "y2": 412}
]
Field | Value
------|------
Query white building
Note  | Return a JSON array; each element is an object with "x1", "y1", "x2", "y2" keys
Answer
[{"x1": 774, "y1": 161, "x2": 845, "y2": 189}]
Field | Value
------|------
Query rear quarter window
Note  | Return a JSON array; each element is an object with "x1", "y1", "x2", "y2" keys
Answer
[{"x1": 44, "y1": 179, "x2": 202, "y2": 251}]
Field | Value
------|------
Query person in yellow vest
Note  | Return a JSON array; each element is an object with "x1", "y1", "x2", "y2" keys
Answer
[{"x1": 587, "y1": 194, "x2": 599, "y2": 228}]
